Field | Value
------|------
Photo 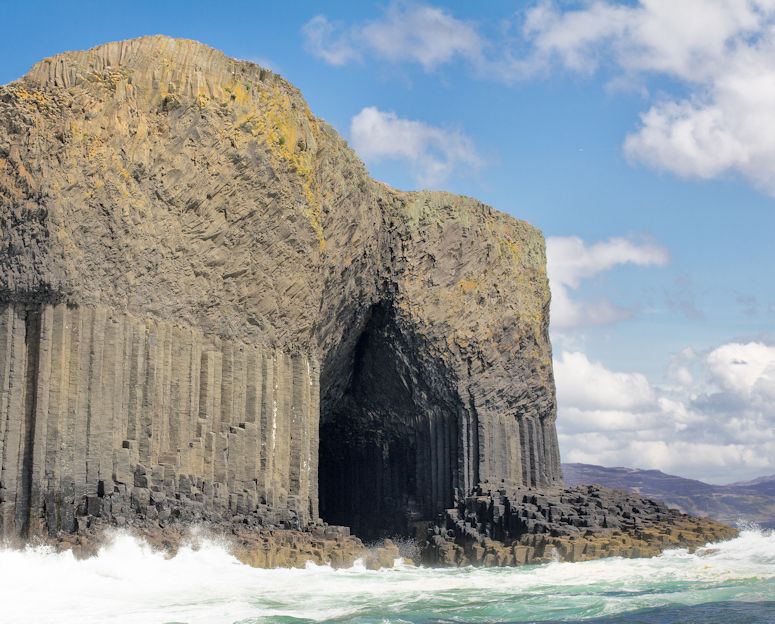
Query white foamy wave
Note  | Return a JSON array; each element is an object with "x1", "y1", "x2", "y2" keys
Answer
[{"x1": 0, "y1": 528, "x2": 773, "y2": 624}]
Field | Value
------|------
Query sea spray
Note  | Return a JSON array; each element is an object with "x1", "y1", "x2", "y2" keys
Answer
[
  {"x1": 365, "y1": 535, "x2": 423, "y2": 563},
  {"x1": 0, "y1": 528, "x2": 773, "y2": 624}
]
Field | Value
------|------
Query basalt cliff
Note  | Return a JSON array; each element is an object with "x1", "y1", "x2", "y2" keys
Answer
[{"x1": 0, "y1": 37, "x2": 733, "y2": 565}]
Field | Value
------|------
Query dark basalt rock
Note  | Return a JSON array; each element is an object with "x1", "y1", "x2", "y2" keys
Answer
[
  {"x1": 422, "y1": 485, "x2": 738, "y2": 566},
  {"x1": 0, "y1": 36, "x2": 559, "y2": 544}
]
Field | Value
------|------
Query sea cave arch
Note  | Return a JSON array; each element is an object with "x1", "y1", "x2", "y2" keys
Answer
[{"x1": 318, "y1": 301, "x2": 472, "y2": 541}]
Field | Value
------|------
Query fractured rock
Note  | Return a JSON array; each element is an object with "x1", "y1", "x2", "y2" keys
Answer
[
  {"x1": 0, "y1": 36, "x2": 560, "y2": 542},
  {"x1": 422, "y1": 485, "x2": 738, "y2": 566}
]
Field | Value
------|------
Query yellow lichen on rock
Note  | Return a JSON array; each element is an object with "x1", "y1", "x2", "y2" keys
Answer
[
  {"x1": 459, "y1": 278, "x2": 478, "y2": 292},
  {"x1": 9, "y1": 85, "x2": 49, "y2": 107},
  {"x1": 226, "y1": 78, "x2": 325, "y2": 250},
  {"x1": 223, "y1": 81, "x2": 251, "y2": 107},
  {"x1": 260, "y1": 86, "x2": 325, "y2": 249}
]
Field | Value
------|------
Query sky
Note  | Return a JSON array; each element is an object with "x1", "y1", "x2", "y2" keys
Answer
[{"x1": 1, "y1": 0, "x2": 774, "y2": 484}]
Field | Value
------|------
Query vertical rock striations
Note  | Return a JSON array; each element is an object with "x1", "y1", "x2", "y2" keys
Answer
[
  {"x1": 0, "y1": 303, "x2": 319, "y2": 538},
  {"x1": 0, "y1": 36, "x2": 560, "y2": 542},
  {"x1": 319, "y1": 191, "x2": 560, "y2": 538}
]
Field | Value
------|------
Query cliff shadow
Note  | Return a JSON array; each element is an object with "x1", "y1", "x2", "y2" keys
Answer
[{"x1": 318, "y1": 301, "x2": 462, "y2": 541}]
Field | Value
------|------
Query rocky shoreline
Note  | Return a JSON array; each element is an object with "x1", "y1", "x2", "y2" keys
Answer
[
  {"x1": 423, "y1": 485, "x2": 738, "y2": 566},
  {"x1": 11, "y1": 484, "x2": 737, "y2": 571},
  {"x1": 34, "y1": 522, "x2": 404, "y2": 570}
]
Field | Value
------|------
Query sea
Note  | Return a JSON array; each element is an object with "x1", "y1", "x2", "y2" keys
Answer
[{"x1": 0, "y1": 526, "x2": 773, "y2": 624}]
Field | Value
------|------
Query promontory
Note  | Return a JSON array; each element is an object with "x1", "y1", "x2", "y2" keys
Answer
[{"x1": 0, "y1": 36, "x2": 734, "y2": 566}]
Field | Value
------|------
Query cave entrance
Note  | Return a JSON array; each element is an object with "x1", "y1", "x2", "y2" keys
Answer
[{"x1": 318, "y1": 302, "x2": 460, "y2": 541}]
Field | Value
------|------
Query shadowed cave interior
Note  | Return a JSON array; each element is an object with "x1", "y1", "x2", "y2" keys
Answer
[{"x1": 318, "y1": 302, "x2": 463, "y2": 541}]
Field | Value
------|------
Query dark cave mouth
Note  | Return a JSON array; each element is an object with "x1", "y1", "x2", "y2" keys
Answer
[{"x1": 317, "y1": 303, "x2": 459, "y2": 542}]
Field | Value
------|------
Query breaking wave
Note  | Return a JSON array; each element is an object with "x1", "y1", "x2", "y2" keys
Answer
[{"x1": 1, "y1": 527, "x2": 774, "y2": 623}]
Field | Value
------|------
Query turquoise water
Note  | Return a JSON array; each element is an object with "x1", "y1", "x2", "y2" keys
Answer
[{"x1": 1, "y1": 527, "x2": 773, "y2": 623}]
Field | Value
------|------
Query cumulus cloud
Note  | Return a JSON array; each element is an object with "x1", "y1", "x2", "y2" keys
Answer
[
  {"x1": 521, "y1": 0, "x2": 775, "y2": 195},
  {"x1": 350, "y1": 106, "x2": 483, "y2": 187},
  {"x1": 706, "y1": 342, "x2": 775, "y2": 398},
  {"x1": 665, "y1": 347, "x2": 698, "y2": 389},
  {"x1": 546, "y1": 236, "x2": 669, "y2": 329},
  {"x1": 555, "y1": 351, "x2": 655, "y2": 411},
  {"x1": 305, "y1": 1, "x2": 775, "y2": 196},
  {"x1": 302, "y1": 3, "x2": 483, "y2": 71},
  {"x1": 520, "y1": 0, "x2": 768, "y2": 78},
  {"x1": 556, "y1": 342, "x2": 775, "y2": 483}
]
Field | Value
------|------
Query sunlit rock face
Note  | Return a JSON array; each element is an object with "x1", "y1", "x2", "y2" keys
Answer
[{"x1": 0, "y1": 36, "x2": 560, "y2": 542}]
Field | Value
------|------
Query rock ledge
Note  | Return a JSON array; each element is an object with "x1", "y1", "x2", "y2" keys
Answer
[{"x1": 423, "y1": 485, "x2": 738, "y2": 566}]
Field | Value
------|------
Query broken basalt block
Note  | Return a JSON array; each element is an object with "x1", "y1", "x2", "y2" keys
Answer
[{"x1": 422, "y1": 485, "x2": 738, "y2": 566}]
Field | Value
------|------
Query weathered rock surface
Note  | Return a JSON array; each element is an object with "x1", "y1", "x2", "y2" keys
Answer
[
  {"x1": 52, "y1": 522, "x2": 403, "y2": 569},
  {"x1": 423, "y1": 485, "x2": 738, "y2": 566},
  {"x1": 0, "y1": 36, "x2": 560, "y2": 543}
]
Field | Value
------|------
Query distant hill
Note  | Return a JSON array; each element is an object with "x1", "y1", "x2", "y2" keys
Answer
[
  {"x1": 563, "y1": 463, "x2": 775, "y2": 529},
  {"x1": 729, "y1": 475, "x2": 775, "y2": 496}
]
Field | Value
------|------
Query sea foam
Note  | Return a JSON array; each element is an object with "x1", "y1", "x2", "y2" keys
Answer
[{"x1": 1, "y1": 527, "x2": 773, "y2": 623}]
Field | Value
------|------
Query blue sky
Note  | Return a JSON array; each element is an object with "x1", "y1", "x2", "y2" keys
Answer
[{"x1": 2, "y1": 0, "x2": 774, "y2": 482}]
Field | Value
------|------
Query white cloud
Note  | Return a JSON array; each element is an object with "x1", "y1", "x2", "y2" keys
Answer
[
  {"x1": 302, "y1": 16, "x2": 362, "y2": 66},
  {"x1": 555, "y1": 351, "x2": 655, "y2": 411},
  {"x1": 706, "y1": 342, "x2": 775, "y2": 397},
  {"x1": 556, "y1": 341, "x2": 775, "y2": 483},
  {"x1": 665, "y1": 347, "x2": 698, "y2": 389},
  {"x1": 305, "y1": 1, "x2": 775, "y2": 196},
  {"x1": 360, "y1": 3, "x2": 483, "y2": 70},
  {"x1": 521, "y1": 0, "x2": 775, "y2": 195},
  {"x1": 561, "y1": 436, "x2": 773, "y2": 480},
  {"x1": 546, "y1": 236, "x2": 669, "y2": 329},
  {"x1": 302, "y1": 3, "x2": 483, "y2": 71},
  {"x1": 547, "y1": 236, "x2": 670, "y2": 288},
  {"x1": 522, "y1": 0, "x2": 770, "y2": 80},
  {"x1": 350, "y1": 106, "x2": 483, "y2": 187}
]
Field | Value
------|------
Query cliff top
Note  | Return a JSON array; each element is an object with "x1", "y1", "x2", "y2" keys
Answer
[
  {"x1": 22, "y1": 35, "x2": 281, "y2": 95},
  {"x1": 1, "y1": 37, "x2": 554, "y2": 431}
]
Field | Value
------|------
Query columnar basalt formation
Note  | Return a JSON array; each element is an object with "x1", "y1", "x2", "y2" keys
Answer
[
  {"x1": 0, "y1": 303, "x2": 319, "y2": 537},
  {"x1": 2, "y1": 35, "x2": 555, "y2": 543},
  {"x1": 423, "y1": 486, "x2": 738, "y2": 567}
]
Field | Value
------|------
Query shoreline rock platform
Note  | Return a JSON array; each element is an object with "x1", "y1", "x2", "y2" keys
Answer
[
  {"x1": 46, "y1": 522, "x2": 402, "y2": 570},
  {"x1": 423, "y1": 485, "x2": 737, "y2": 566},
  {"x1": 31, "y1": 487, "x2": 737, "y2": 570}
]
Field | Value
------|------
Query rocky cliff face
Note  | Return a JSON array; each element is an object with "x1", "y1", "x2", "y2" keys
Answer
[{"x1": 0, "y1": 36, "x2": 560, "y2": 542}]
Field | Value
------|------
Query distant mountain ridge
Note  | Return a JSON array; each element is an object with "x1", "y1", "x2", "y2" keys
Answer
[
  {"x1": 730, "y1": 475, "x2": 775, "y2": 496},
  {"x1": 563, "y1": 463, "x2": 775, "y2": 529}
]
